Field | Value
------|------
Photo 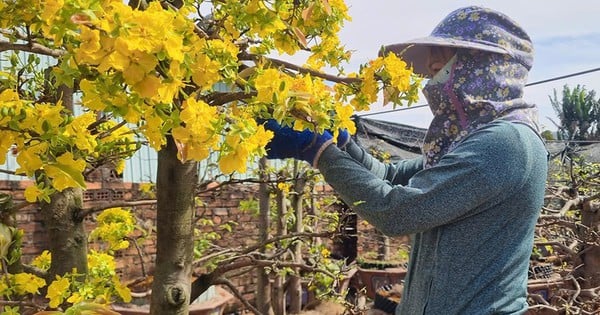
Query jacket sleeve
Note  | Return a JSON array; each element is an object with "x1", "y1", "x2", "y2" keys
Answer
[
  {"x1": 316, "y1": 123, "x2": 531, "y2": 236},
  {"x1": 341, "y1": 139, "x2": 423, "y2": 186}
]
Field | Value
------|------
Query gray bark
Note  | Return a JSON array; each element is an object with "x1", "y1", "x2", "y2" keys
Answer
[
  {"x1": 255, "y1": 158, "x2": 274, "y2": 315},
  {"x1": 40, "y1": 188, "x2": 88, "y2": 280},
  {"x1": 288, "y1": 166, "x2": 306, "y2": 314},
  {"x1": 150, "y1": 136, "x2": 197, "y2": 315}
]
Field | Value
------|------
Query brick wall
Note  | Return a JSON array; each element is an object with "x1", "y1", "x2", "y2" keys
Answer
[{"x1": 1, "y1": 179, "x2": 408, "y2": 307}]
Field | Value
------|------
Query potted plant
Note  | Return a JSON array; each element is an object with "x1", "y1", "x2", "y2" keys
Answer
[{"x1": 356, "y1": 257, "x2": 406, "y2": 300}]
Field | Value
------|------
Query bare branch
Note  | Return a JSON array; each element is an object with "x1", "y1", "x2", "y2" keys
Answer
[
  {"x1": 240, "y1": 52, "x2": 361, "y2": 84},
  {"x1": 21, "y1": 264, "x2": 48, "y2": 279},
  {"x1": 0, "y1": 40, "x2": 65, "y2": 58},
  {"x1": 527, "y1": 304, "x2": 560, "y2": 312},
  {"x1": 193, "y1": 231, "x2": 335, "y2": 266},
  {"x1": 202, "y1": 91, "x2": 257, "y2": 106},
  {"x1": 584, "y1": 191, "x2": 600, "y2": 203},
  {"x1": 77, "y1": 199, "x2": 157, "y2": 220},
  {"x1": 559, "y1": 197, "x2": 582, "y2": 216},
  {"x1": 528, "y1": 293, "x2": 550, "y2": 305},
  {"x1": 214, "y1": 277, "x2": 262, "y2": 315},
  {"x1": 535, "y1": 241, "x2": 579, "y2": 257}
]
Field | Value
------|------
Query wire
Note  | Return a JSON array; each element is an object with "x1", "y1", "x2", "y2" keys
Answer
[
  {"x1": 357, "y1": 104, "x2": 429, "y2": 117},
  {"x1": 526, "y1": 67, "x2": 600, "y2": 87},
  {"x1": 357, "y1": 66, "x2": 600, "y2": 118}
]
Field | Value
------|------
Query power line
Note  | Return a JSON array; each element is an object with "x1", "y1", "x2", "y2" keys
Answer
[
  {"x1": 358, "y1": 66, "x2": 600, "y2": 118},
  {"x1": 526, "y1": 67, "x2": 600, "y2": 87}
]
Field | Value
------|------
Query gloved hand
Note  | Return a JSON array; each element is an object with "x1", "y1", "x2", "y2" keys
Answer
[
  {"x1": 263, "y1": 119, "x2": 334, "y2": 167},
  {"x1": 335, "y1": 129, "x2": 351, "y2": 149}
]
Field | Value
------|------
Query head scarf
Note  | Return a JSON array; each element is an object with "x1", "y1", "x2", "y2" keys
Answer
[
  {"x1": 382, "y1": 6, "x2": 540, "y2": 167},
  {"x1": 421, "y1": 48, "x2": 540, "y2": 168}
]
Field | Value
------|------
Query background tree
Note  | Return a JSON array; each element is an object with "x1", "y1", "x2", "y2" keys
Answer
[
  {"x1": 529, "y1": 151, "x2": 600, "y2": 314},
  {"x1": 550, "y1": 84, "x2": 600, "y2": 141}
]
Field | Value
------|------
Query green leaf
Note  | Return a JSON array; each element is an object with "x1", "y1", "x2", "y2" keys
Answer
[{"x1": 45, "y1": 163, "x2": 87, "y2": 190}]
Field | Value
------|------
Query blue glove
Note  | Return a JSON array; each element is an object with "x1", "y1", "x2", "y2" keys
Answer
[
  {"x1": 335, "y1": 129, "x2": 351, "y2": 149},
  {"x1": 264, "y1": 119, "x2": 334, "y2": 166}
]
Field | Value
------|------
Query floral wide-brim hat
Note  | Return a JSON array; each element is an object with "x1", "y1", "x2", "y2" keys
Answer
[{"x1": 381, "y1": 6, "x2": 534, "y2": 77}]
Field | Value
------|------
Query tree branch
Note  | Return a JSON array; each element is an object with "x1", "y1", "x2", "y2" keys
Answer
[
  {"x1": 201, "y1": 91, "x2": 257, "y2": 106},
  {"x1": 535, "y1": 241, "x2": 579, "y2": 258},
  {"x1": 77, "y1": 199, "x2": 157, "y2": 220},
  {"x1": 21, "y1": 264, "x2": 48, "y2": 279},
  {"x1": 214, "y1": 277, "x2": 262, "y2": 315},
  {"x1": 0, "y1": 41, "x2": 65, "y2": 58},
  {"x1": 239, "y1": 52, "x2": 361, "y2": 84}
]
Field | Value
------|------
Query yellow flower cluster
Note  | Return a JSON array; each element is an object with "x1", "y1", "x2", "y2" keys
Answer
[
  {"x1": 0, "y1": 89, "x2": 136, "y2": 202},
  {"x1": 43, "y1": 250, "x2": 132, "y2": 308},
  {"x1": 1, "y1": 0, "x2": 420, "y2": 189},
  {"x1": 218, "y1": 109, "x2": 274, "y2": 174},
  {"x1": 89, "y1": 207, "x2": 136, "y2": 251},
  {"x1": 254, "y1": 70, "x2": 356, "y2": 136},
  {"x1": 171, "y1": 97, "x2": 221, "y2": 161},
  {"x1": 0, "y1": 272, "x2": 46, "y2": 300},
  {"x1": 352, "y1": 54, "x2": 421, "y2": 111}
]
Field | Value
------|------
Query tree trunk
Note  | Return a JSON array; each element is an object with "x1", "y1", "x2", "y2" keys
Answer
[
  {"x1": 150, "y1": 136, "x2": 197, "y2": 315},
  {"x1": 40, "y1": 188, "x2": 88, "y2": 280},
  {"x1": 378, "y1": 232, "x2": 391, "y2": 261},
  {"x1": 272, "y1": 187, "x2": 288, "y2": 315},
  {"x1": 256, "y1": 158, "x2": 273, "y2": 315},
  {"x1": 580, "y1": 199, "x2": 600, "y2": 288},
  {"x1": 288, "y1": 167, "x2": 306, "y2": 314}
]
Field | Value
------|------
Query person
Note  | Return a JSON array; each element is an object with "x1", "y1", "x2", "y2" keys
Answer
[{"x1": 263, "y1": 6, "x2": 548, "y2": 315}]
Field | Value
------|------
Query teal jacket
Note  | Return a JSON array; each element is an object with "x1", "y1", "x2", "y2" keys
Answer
[{"x1": 317, "y1": 121, "x2": 547, "y2": 314}]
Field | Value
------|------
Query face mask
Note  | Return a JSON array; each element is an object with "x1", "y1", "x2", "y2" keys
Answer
[
  {"x1": 427, "y1": 55, "x2": 457, "y2": 85},
  {"x1": 422, "y1": 55, "x2": 457, "y2": 115}
]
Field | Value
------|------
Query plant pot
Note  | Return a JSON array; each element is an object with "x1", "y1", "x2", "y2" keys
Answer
[
  {"x1": 356, "y1": 266, "x2": 406, "y2": 299},
  {"x1": 374, "y1": 283, "x2": 403, "y2": 313},
  {"x1": 111, "y1": 286, "x2": 234, "y2": 315}
]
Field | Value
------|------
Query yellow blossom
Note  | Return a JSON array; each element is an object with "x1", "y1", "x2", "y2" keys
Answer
[
  {"x1": 334, "y1": 103, "x2": 356, "y2": 135},
  {"x1": 24, "y1": 185, "x2": 44, "y2": 203},
  {"x1": 139, "y1": 183, "x2": 155, "y2": 198},
  {"x1": 0, "y1": 132, "x2": 15, "y2": 165},
  {"x1": 172, "y1": 97, "x2": 220, "y2": 161},
  {"x1": 14, "y1": 273, "x2": 46, "y2": 295},
  {"x1": 66, "y1": 292, "x2": 84, "y2": 304},
  {"x1": 15, "y1": 142, "x2": 48, "y2": 177},
  {"x1": 191, "y1": 54, "x2": 222, "y2": 91},
  {"x1": 44, "y1": 152, "x2": 87, "y2": 191},
  {"x1": 219, "y1": 146, "x2": 249, "y2": 174},
  {"x1": 40, "y1": 0, "x2": 64, "y2": 26},
  {"x1": 113, "y1": 275, "x2": 132, "y2": 303},
  {"x1": 80, "y1": 79, "x2": 107, "y2": 111},
  {"x1": 64, "y1": 112, "x2": 97, "y2": 153},
  {"x1": 46, "y1": 276, "x2": 71, "y2": 308},
  {"x1": 20, "y1": 103, "x2": 64, "y2": 135},
  {"x1": 277, "y1": 182, "x2": 290, "y2": 193},
  {"x1": 31, "y1": 250, "x2": 52, "y2": 271},
  {"x1": 75, "y1": 27, "x2": 104, "y2": 65},
  {"x1": 134, "y1": 75, "x2": 161, "y2": 99},
  {"x1": 141, "y1": 113, "x2": 166, "y2": 150},
  {"x1": 254, "y1": 68, "x2": 291, "y2": 105}
]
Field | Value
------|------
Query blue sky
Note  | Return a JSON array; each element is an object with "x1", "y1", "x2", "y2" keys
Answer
[{"x1": 330, "y1": 1, "x2": 600, "y2": 131}]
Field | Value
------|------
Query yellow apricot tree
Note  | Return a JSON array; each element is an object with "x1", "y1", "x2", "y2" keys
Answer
[{"x1": 0, "y1": 0, "x2": 420, "y2": 314}]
